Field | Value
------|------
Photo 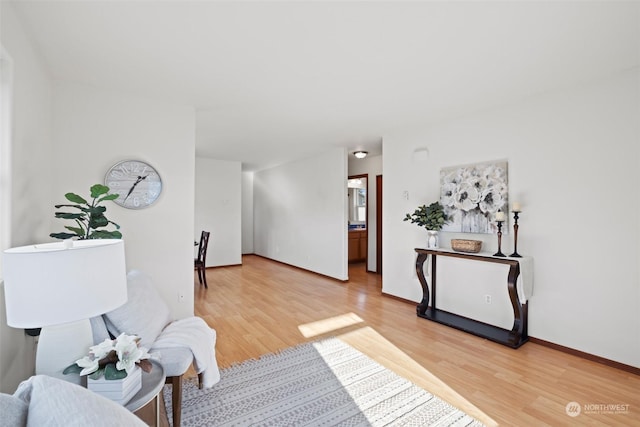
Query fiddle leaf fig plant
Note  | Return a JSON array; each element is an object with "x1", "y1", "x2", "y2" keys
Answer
[
  {"x1": 50, "y1": 184, "x2": 122, "y2": 240},
  {"x1": 403, "y1": 201, "x2": 450, "y2": 231}
]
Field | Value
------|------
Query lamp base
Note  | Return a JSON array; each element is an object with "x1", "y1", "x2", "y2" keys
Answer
[{"x1": 36, "y1": 320, "x2": 93, "y2": 384}]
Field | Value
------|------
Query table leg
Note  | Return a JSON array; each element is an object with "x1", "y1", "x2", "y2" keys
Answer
[
  {"x1": 507, "y1": 262, "x2": 526, "y2": 345},
  {"x1": 415, "y1": 253, "x2": 436, "y2": 315},
  {"x1": 415, "y1": 253, "x2": 428, "y2": 315}
]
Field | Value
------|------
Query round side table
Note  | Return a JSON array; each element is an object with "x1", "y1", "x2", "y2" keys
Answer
[{"x1": 125, "y1": 360, "x2": 165, "y2": 424}]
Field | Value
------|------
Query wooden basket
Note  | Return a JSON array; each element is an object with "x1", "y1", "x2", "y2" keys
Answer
[{"x1": 451, "y1": 239, "x2": 482, "y2": 253}]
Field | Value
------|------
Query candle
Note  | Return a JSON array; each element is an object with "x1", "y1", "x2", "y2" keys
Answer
[
  {"x1": 495, "y1": 211, "x2": 506, "y2": 222},
  {"x1": 512, "y1": 202, "x2": 522, "y2": 212}
]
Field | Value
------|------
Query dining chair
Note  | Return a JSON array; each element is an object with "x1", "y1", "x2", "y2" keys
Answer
[{"x1": 194, "y1": 231, "x2": 210, "y2": 288}]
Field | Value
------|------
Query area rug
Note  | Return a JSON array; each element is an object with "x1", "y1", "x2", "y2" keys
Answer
[{"x1": 163, "y1": 337, "x2": 484, "y2": 426}]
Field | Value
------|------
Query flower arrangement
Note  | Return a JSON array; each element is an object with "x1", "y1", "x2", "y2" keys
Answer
[
  {"x1": 64, "y1": 333, "x2": 152, "y2": 380},
  {"x1": 440, "y1": 162, "x2": 508, "y2": 233},
  {"x1": 403, "y1": 202, "x2": 450, "y2": 231}
]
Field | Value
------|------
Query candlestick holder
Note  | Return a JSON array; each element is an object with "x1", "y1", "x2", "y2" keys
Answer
[
  {"x1": 509, "y1": 211, "x2": 522, "y2": 257},
  {"x1": 493, "y1": 221, "x2": 506, "y2": 257}
]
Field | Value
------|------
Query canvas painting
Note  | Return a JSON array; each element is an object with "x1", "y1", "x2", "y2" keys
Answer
[{"x1": 440, "y1": 160, "x2": 508, "y2": 234}]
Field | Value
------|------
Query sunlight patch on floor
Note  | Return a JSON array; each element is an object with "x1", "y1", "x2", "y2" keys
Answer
[
  {"x1": 298, "y1": 315, "x2": 497, "y2": 425},
  {"x1": 335, "y1": 326, "x2": 498, "y2": 427},
  {"x1": 298, "y1": 313, "x2": 365, "y2": 338}
]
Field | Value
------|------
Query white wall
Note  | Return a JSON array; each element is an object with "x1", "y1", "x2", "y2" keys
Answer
[
  {"x1": 348, "y1": 154, "x2": 382, "y2": 272},
  {"x1": 195, "y1": 157, "x2": 242, "y2": 267},
  {"x1": 0, "y1": 2, "x2": 50, "y2": 393},
  {"x1": 254, "y1": 147, "x2": 348, "y2": 280},
  {"x1": 51, "y1": 82, "x2": 196, "y2": 320},
  {"x1": 242, "y1": 171, "x2": 254, "y2": 254},
  {"x1": 383, "y1": 69, "x2": 640, "y2": 367}
]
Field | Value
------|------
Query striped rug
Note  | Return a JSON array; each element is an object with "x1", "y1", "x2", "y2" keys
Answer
[{"x1": 163, "y1": 337, "x2": 484, "y2": 426}]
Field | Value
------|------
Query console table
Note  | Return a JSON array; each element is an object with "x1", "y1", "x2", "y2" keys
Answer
[{"x1": 415, "y1": 248, "x2": 531, "y2": 348}]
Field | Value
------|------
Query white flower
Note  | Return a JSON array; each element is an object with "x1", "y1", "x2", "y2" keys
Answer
[
  {"x1": 478, "y1": 187, "x2": 505, "y2": 214},
  {"x1": 455, "y1": 168, "x2": 472, "y2": 185},
  {"x1": 68, "y1": 333, "x2": 150, "y2": 379},
  {"x1": 440, "y1": 182, "x2": 457, "y2": 208},
  {"x1": 74, "y1": 338, "x2": 115, "y2": 376},
  {"x1": 454, "y1": 181, "x2": 480, "y2": 211},
  {"x1": 114, "y1": 333, "x2": 148, "y2": 374},
  {"x1": 490, "y1": 179, "x2": 508, "y2": 199},
  {"x1": 90, "y1": 338, "x2": 116, "y2": 360},
  {"x1": 469, "y1": 176, "x2": 488, "y2": 195},
  {"x1": 482, "y1": 164, "x2": 506, "y2": 181},
  {"x1": 76, "y1": 355, "x2": 100, "y2": 376}
]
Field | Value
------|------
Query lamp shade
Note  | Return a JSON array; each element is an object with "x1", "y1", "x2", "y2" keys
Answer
[{"x1": 2, "y1": 239, "x2": 127, "y2": 328}]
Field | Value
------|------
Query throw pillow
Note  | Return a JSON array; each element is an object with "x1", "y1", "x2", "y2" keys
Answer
[{"x1": 104, "y1": 270, "x2": 172, "y2": 349}]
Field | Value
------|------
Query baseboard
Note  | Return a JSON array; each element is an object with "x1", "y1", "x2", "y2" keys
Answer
[
  {"x1": 528, "y1": 337, "x2": 640, "y2": 376},
  {"x1": 204, "y1": 263, "x2": 242, "y2": 269},
  {"x1": 381, "y1": 292, "x2": 640, "y2": 376},
  {"x1": 381, "y1": 291, "x2": 417, "y2": 305},
  {"x1": 249, "y1": 254, "x2": 348, "y2": 283}
]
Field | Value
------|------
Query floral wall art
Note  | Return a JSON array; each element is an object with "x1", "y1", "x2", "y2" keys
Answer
[{"x1": 440, "y1": 160, "x2": 508, "y2": 234}]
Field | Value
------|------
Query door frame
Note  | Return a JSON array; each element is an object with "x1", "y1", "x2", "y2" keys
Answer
[
  {"x1": 348, "y1": 174, "x2": 368, "y2": 266},
  {"x1": 376, "y1": 174, "x2": 382, "y2": 274}
]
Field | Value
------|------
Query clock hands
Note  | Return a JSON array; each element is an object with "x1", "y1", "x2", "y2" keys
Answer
[
  {"x1": 107, "y1": 160, "x2": 162, "y2": 209},
  {"x1": 123, "y1": 175, "x2": 148, "y2": 202}
]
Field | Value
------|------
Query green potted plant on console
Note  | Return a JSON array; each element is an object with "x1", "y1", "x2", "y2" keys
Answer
[{"x1": 404, "y1": 201, "x2": 449, "y2": 248}]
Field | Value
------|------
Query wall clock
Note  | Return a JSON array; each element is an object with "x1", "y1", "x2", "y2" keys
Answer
[{"x1": 105, "y1": 160, "x2": 162, "y2": 209}]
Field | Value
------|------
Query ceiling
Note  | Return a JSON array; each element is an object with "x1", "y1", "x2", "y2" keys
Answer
[{"x1": 8, "y1": 1, "x2": 639, "y2": 171}]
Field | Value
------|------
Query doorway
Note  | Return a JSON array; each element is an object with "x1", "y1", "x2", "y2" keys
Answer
[{"x1": 347, "y1": 174, "x2": 368, "y2": 267}]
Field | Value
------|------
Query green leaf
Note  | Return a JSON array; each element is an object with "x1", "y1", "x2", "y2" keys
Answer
[
  {"x1": 89, "y1": 214, "x2": 109, "y2": 229},
  {"x1": 62, "y1": 363, "x2": 82, "y2": 375},
  {"x1": 90, "y1": 230, "x2": 122, "y2": 239},
  {"x1": 54, "y1": 212, "x2": 85, "y2": 220},
  {"x1": 86, "y1": 205, "x2": 107, "y2": 214},
  {"x1": 64, "y1": 226, "x2": 85, "y2": 235},
  {"x1": 50, "y1": 232, "x2": 79, "y2": 240},
  {"x1": 90, "y1": 184, "x2": 110, "y2": 198},
  {"x1": 88, "y1": 368, "x2": 105, "y2": 380},
  {"x1": 99, "y1": 193, "x2": 120, "y2": 202},
  {"x1": 104, "y1": 363, "x2": 127, "y2": 380},
  {"x1": 54, "y1": 204, "x2": 84, "y2": 210},
  {"x1": 65, "y1": 193, "x2": 88, "y2": 204}
]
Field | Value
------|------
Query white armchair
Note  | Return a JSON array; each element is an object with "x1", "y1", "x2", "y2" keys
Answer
[{"x1": 91, "y1": 270, "x2": 220, "y2": 427}]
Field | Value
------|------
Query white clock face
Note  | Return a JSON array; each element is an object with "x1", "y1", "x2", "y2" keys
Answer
[{"x1": 105, "y1": 160, "x2": 162, "y2": 209}]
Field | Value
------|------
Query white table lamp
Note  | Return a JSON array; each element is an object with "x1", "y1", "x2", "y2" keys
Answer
[{"x1": 2, "y1": 239, "x2": 127, "y2": 382}]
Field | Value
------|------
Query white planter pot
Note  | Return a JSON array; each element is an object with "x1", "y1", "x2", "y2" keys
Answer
[
  {"x1": 426, "y1": 230, "x2": 439, "y2": 249},
  {"x1": 87, "y1": 365, "x2": 141, "y2": 405}
]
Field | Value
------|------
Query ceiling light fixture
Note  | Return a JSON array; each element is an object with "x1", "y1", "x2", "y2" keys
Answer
[{"x1": 354, "y1": 151, "x2": 368, "y2": 159}]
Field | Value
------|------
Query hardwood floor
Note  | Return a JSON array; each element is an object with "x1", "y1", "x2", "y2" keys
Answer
[{"x1": 161, "y1": 255, "x2": 639, "y2": 426}]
